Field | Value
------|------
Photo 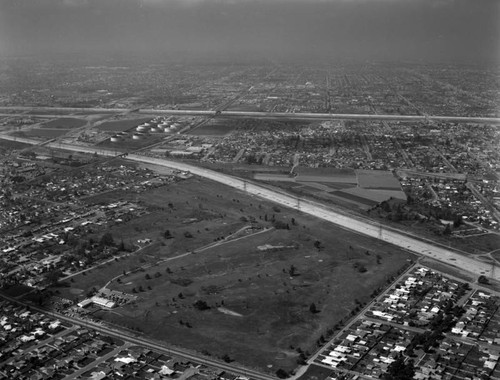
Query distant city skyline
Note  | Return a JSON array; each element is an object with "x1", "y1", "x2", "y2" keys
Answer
[{"x1": 0, "y1": 0, "x2": 498, "y2": 63}]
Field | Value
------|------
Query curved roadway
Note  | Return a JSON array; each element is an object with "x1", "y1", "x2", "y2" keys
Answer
[
  {"x1": 3, "y1": 134, "x2": 495, "y2": 281},
  {"x1": 126, "y1": 154, "x2": 497, "y2": 281}
]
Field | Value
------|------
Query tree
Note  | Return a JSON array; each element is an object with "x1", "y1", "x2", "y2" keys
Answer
[
  {"x1": 478, "y1": 275, "x2": 489, "y2": 285},
  {"x1": 164, "y1": 230, "x2": 173, "y2": 239},
  {"x1": 118, "y1": 240, "x2": 125, "y2": 251},
  {"x1": 288, "y1": 265, "x2": 298, "y2": 277},
  {"x1": 314, "y1": 240, "x2": 322, "y2": 250},
  {"x1": 45, "y1": 269, "x2": 63, "y2": 286},
  {"x1": 453, "y1": 215, "x2": 463, "y2": 228},
  {"x1": 443, "y1": 224, "x2": 452, "y2": 235},
  {"x1": 296, "y1": 352, "x2": 307, "y2": 365},
  {"x1": 273, "y1": 220, "x2": 288, "y2": 230},
  {"x1": 383, "y1": 355, "x2": 415, "y2": 380},
  {"x1": 276, "y1": 369, "x2": 289, "y2": 379},
  {"x1": 309, "y1": 303, "x2": 319, "y2": 314},
  {"x1": 100, "y1": 232, "x2": 114, "y2": 247}
]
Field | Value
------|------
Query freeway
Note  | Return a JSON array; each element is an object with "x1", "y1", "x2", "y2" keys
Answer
[
  {"x1": 0, "y1": 106, "x2": 499, "y2": 124},
  {"x1": 1, "y1": 134, "x2": 497, "y2": 281}
]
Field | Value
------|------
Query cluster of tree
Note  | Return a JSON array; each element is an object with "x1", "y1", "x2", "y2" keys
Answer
[
  {"x1": 170, "y1": 278, "x2": 192, "y2": 287},
  {"x1": 179, "y1": 320, "x2": 192, "y2": 328},
  {"x1": 193, "y1": 300, "x2": 210, "y2": 311},
  {"x1": 132, "y1": 284, "x2": 152, "y2": 292},
  {"x1": 478, "y1": 275, "x2": 489, "y2": 285},
  {"x1": 244, "y1": 153, "x2": 265, "y2": 165},
  {"x1": 44, "y1": 269, "x2": 63, "y2": 287},
  {"x1": 408, "y1": 299, "x2": 465, "y2": 353},
  {"x1": 295, "y1": 347, "x2": 308, "y2": 365},
  {"x1": 100, "y1": 232, "x2": 114, "y2": 247},
  {"x1": 61, "y1": 232, "x2": 121, "y2": 270},
  {"x1": 144, "y1": 272, "x2": 162, "y2": 280},
  {"x1": 383, "y1": 355, "x2": 415, "y2": 380},
  {"x1": 276, "y1": 369, "x2": 290, "y2": 379},
  {"x1": 353, "y1": 262, "x2": 367, "y2": 273},
  {"x1": 273, "y1": 220, "x2": 290, "y2": 230},
  {"x1": 378, "y1": 198, "x2": 464, "y2": 229}
]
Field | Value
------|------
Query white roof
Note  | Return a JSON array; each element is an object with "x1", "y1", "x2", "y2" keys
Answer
[{"x1": 115, "y1": 356, "x2": 136, "y2": 364}]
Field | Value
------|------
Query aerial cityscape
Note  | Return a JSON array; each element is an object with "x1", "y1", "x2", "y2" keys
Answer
[{"x1": 0, "y1": 0, "x2": 499, "y2": 379}]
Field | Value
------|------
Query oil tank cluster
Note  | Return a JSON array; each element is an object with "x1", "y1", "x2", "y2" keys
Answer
[
  {"x1": 158, "y1": 122, "x2": 170, "y2": 131},
  {"x1": 130, "y1": 117, "x2": 183, "y2": 137},
  {"x1": 163, "y1": 123, "x2": 180, "y2": 133},
  {"x1": 136, "y1": 122, "x2": 150, "y2": 132}
]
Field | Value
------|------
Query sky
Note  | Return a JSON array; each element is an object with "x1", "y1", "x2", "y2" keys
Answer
[{"x1": 0, "y1": 0, "x2": 498, "y2": 63}]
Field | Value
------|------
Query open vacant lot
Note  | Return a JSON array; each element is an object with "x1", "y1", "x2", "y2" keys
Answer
[
  {"x1": 17, "y1": 128, "x2": 70, "y2": 139},
  {"x1": 189, "y1": 119, "x2": 239, "y2": 136},
  {"x1": 64, "y1": 175, "x2": 414, "y2": 373},
  {"x1": 41, "y1": 117, "x2": 87, "y2": 129},
  {"x1": 96, "y1": 117, "x2": 151, "y2": 132}
]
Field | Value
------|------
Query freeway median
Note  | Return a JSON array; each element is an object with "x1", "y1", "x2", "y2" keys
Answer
[{"x1": 0, "y1": 106, "x2": 499, "y2": 124}]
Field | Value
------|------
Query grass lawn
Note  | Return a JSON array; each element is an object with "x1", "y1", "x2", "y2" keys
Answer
[
  {"x1": 100, "y1": 221, "x2": 413, "y2": 372},
  {"x1": 296, "y1": 364, "x2": 335, "y2": 380},
  {"x1": 57, "y1": 175, "x2": 415, "y2": 373},
  {"x1": 96, "y1": 118, "x2": 151, "y2": 132},
  {"x1": 188, "y1": 121, "x2": 237, "y2": 136},
  {"x1": 20, "y1": 128, "x2": 71, "y2": 139},
  {"x1": 41, "y1": 118, "x2": 87, "y2": 129}
]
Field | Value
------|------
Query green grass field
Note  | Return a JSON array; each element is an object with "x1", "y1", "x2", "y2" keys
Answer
[
  {"x1": 63, "y1": 176, "x2": 414, "y2": 373},
  {"x1": 41, "y1": 118, "x2": 87, "y2": 129},
  {"x1": 21, "y1": 128, "x2": 70, "y2": 139},
  {"x1": 96, "y1": 118, "x2": 151, "y2": 132}
]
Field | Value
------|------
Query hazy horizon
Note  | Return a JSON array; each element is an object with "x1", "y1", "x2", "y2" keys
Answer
[{"x1": 0, "y1": 0, "x2": 499, "y2": 64}]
